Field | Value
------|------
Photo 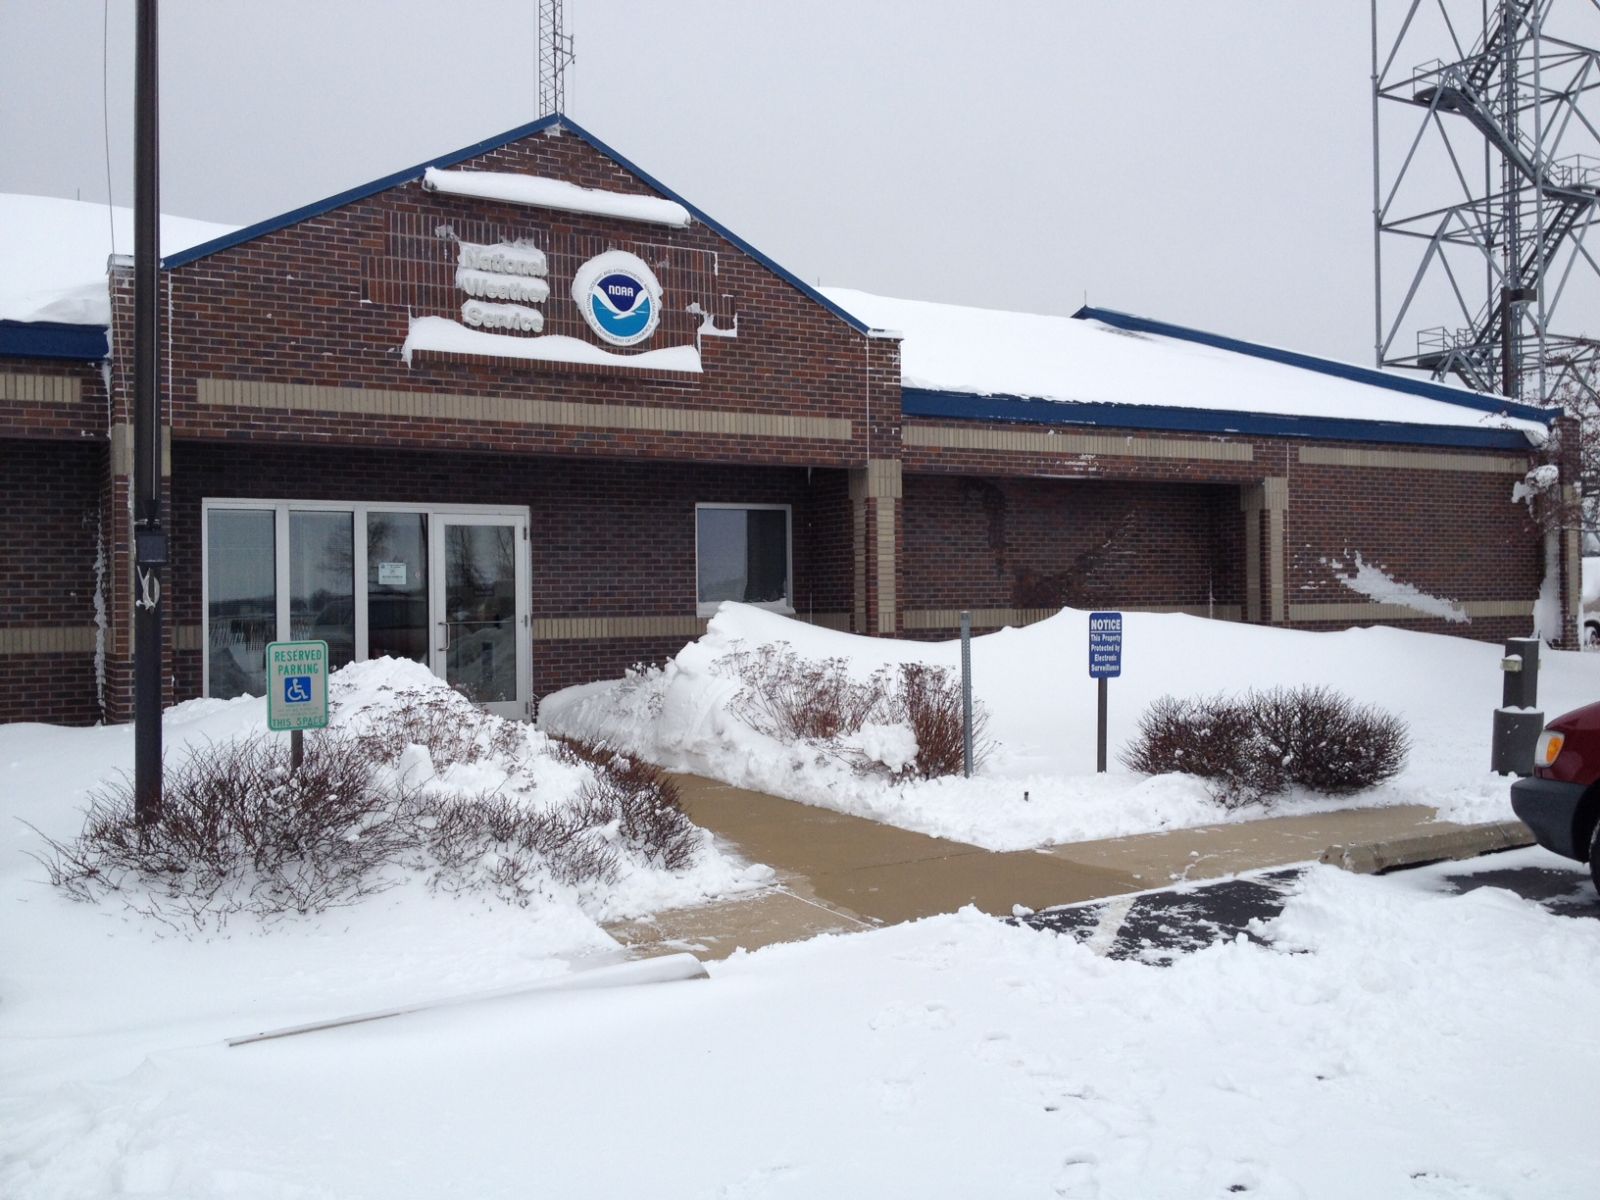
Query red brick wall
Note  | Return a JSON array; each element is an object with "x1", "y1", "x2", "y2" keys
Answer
[
  {"x1": 124, "y1": 127, "x2": 894, "y2": 471},
  {"x1": 0, "y1": 359, "x2": 106, "y2": 441},
  {"x1": 903, "y1": 474, "x2": 1243, "y2": 616},
  {"x1": 0, "y1": 438, "x2": 105, "y2": 724}
]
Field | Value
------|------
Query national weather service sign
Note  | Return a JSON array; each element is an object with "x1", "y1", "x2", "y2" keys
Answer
[{"x1": 571, "y1": 250, "x2": 663, "y2": 347}]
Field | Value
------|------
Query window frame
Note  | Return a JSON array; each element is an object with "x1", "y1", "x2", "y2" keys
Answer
[
  {"x1": 693, "y1": 501, "x2": 795, "y2": 619},
  {"x1": 200, "y1": 498, "x2": 529, "y2": 700}
]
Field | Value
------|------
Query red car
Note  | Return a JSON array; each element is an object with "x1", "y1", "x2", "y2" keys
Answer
[{"x1": 1511, "y1": 701, "x2": 1600, "y2": 889}]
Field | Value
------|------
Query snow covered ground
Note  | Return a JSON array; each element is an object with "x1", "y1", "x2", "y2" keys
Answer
[
  {"x1": 3, "y1": 843, "x2": 1597, "y2": 1198},
  {"x1": 4, "y1": 621, "x2": 1600, "y2": 1196},
  {"x1": 542, "y1": 604, "x2": 1600, "y2": 850}
]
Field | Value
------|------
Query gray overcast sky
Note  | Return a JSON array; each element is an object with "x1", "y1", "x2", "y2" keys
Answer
[{"x1": 2, "y1": 2, "x2": 1377, "y2": 360}]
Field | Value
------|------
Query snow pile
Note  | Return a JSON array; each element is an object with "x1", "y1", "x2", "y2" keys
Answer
[
  {"x1": 0, "y1": 193, "x2": 237, "y2": 325},
  {"x1": 11, "y1": 656, "x2": 767, "y2": 936},
  {"x1": 541, "y1": 603, "x2": 1600, "y2": 850},
  {"x1": 1322, "y1": 551, "x2": 1469, "y2": 623},
  {"x1": 822, "y1": 286, "x2": 1550, "y2": 441},
  {"x1": 402, "y1": 314, "x2": 703, "y2": 372},
  {"x1": 423, "y1": 167, "x2": 693, "y2": 227},
  {"x1": 3, "y1": 851, "x2": 1597, "y2": 1197}
]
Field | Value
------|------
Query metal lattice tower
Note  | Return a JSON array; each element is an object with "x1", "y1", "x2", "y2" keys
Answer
[
  {"x1": 1373, "y1": 0, "x2": 1600, "y2": 403},
  {"x1": 538, "y1": 0, "x2": 575, "y2": 117}
]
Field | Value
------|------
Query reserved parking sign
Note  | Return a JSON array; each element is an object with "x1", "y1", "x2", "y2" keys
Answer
[{"x1": 266, "y1": 640, "x2": 329, "y2": 732}]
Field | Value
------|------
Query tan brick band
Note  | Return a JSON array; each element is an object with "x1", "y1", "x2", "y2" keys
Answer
[
  {"x1": 1297, "y1": 445, "x2": 1527, "y2": 474},
  {"x1": 110, "y1": 424, "x2": 172, "y2": 478},
  {"x1": 866, "y1": 457, "x2": 902, "y2": 499},
  {"x1": 0, "y1": 626, "x2": 97, "y2": 655},
  {"x1": 198, "y1": 379, "x2": 853, "y2": 442},
  {"x1": 175, "y1": 624, "x2": 205, "y2": 651},
  {"x1": 905, "y1": 424, "x2": 1254, "y2": 463},
  {"x1": 0, "y1": 373, "x2": 81, "y2": 404},
  {"x1": 532, "y1": 613, "x2": 852, "y2": 641},
  {"x1": 1288, "y1": 599, "x2": 1534, "y2": 623},
  {"x1": 902, "y1": 605, "x2": 1242, "y2": 632}
]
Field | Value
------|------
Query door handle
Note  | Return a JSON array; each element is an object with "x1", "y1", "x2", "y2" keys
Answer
[{"x1": 437, "y1": 620, "x2": 450, "y2": 652}]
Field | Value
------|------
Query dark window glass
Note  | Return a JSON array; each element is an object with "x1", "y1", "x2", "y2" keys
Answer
[
  {"x1": 289, "y1": 511, "x2": 355, "y2": 671},
  {"x1": 697, "y1": 508, "x2": 789, "y2": 607},
  {"x1": 207, "y1": 509, "x2": 276, "y2": 699},
  {"x1": 367, "y1": 512, "x2": 429, "y2": 663},
  {"x1": 443, "y1": 523, "x2": 517, "y2": 703}
]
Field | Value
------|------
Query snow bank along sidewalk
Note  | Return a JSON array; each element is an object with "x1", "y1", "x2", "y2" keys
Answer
[{"x1": 540, "y1": 604, "x2": 1600, "y2": 851}]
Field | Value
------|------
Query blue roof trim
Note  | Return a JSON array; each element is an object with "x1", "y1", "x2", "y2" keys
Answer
[
  {"x1": 0, "y1": 320, "x2": 108, "y2": 362},
  {"x1": 161, "y1": 114, "x2": 870, "y2": 335},
  {"x1": 1074, "y1": 306, "x2": 1556, "y2": 426},
  {"x1": 901, "y1": 388, "x2": 1538, "y2": 452}
]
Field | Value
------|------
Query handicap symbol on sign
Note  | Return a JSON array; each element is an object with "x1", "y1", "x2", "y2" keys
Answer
[{"x1": 283, "y1": 676, "x2": 312, "y2": 704}]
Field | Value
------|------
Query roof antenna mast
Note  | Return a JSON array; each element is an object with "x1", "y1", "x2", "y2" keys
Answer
[{"x1": 538, "y1": 0, "x2": 575, "y2": 117}]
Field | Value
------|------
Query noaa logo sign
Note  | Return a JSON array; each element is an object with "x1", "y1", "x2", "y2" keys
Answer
[{"x1": 571, "y1": 250, "x2": 663, "y2": 347}]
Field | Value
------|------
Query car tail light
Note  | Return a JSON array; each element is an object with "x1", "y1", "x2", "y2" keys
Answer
[{"x1": 1535, "y1": 729, "x2": 1565, "y2": 767}]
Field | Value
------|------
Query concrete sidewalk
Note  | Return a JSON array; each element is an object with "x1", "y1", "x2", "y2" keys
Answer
[{"x1": 604, "y1": 774, "x2": 1532, "y2": 961}]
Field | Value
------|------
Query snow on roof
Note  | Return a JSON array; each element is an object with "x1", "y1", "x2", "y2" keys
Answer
[
  {"x1": 0, "y1": 193, "x2": 238, "y2": 326},
  {"x1": 422, "y1": 167, "x2": 692, "y2": 228},
  {"x1": 821, "y1": 287, "x2": 1550, "y2": 442}
]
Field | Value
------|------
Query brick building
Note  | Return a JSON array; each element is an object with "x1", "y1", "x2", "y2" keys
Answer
[{"x1": 0, "y1": 115, "x2": 1573, "y2": 727}]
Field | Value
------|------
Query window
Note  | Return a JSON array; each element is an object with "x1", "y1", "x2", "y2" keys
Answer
[
  {"x1": 201, "y1": 500, "x2": 528, "y2": 710},
  {"x1": 696, "y1": 504, "x2": 792, "y2": 617}
]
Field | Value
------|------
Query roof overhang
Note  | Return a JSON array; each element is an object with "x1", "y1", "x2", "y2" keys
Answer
[
  {"x1": 0, "y1": 320, "x2": 108, "y2": 362},
  {"x1": 901, "y1": 388, "x2": 1540, "y2": 452}
]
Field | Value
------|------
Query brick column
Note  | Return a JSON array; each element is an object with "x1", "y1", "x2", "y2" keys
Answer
[
  {"x1": 1240, "y1": 477, "x2": 1288, "y2": 624},
  {"x1": 849, "y1": 459, "x2": 902, "y2": 636}
]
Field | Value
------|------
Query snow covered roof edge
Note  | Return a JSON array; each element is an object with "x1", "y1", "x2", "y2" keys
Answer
[
  {"x1": 901, "y1": 387, "x2": 1541, "y2": 451},
  {"x1": 161, "y1": 114, "x2": 871, "y2": 336},
  {"x1": 0, "y1": 319, "x2": 109, "y2": 361},
  {"x1": 1075, "y1": 306, "x2": 1557, "y2": 428}
]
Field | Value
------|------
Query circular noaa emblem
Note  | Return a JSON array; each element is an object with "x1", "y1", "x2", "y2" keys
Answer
[{"x1": 570, "y1": 250, "x2": 663, "y2": 347}]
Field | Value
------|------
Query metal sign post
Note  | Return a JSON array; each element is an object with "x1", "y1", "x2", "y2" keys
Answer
[
  {"x1": 266, "y1": 641, "x2": 330, "y2": 770},
  {"x1": 959, "y1": 610, "x2": 973, "y2": 778},
  {"x1": 1088, "y1": 612, "x2": 1123, "y2": 773}
]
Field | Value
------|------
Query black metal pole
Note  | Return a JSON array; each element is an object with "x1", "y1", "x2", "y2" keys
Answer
[
  {"x1": 1096, "y1": 677, "x2": 1108, "y2": 773},
  {"x1": 133, "y1": 0, "x2": 165, "y2": 824}
]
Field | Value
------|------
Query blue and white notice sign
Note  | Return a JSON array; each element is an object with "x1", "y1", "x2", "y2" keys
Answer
[{"x1": 1088, "y1": 611, "x2": 1123, "y2": 679}]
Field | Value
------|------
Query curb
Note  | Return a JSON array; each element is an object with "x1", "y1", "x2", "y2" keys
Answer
[{"x1": 1319, "y1": 820, "x2": 1535, "y2": 875}]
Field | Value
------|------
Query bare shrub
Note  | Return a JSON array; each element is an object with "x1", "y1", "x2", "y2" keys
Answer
[
  {"x1": 722, "y1": 643, "x2": 887, "y2": 742},
  {"x1": 34, "y1": 733, "x2": 414, "y2": 925},
  {"x1": 556, "y1": 739, "x2": 699, "y2": 871},
  {"x1": 1250, "y1": 686, "x2": 1409, "y2": 795},
  {"x1": 897, "y1": 663, "x2": 988, "y2": 779},
  {"x1": 420, "y1": 792, "x2": 621, "y2": 893},
  {"x1": 1122, "y1": 687, "x2": 1409, "y2": 809},
  {"x1": 719, "y1": 642, "x2": 989, "y2": 779},
  {"x1": 1121, "y1": 695, "x2": 1280, "y2": 809},
  {"x1": 347, "y1": 685, "x2": 523, "y2": 769}
]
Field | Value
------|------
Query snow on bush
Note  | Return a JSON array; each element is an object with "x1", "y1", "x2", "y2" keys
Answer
[
  {"x1": 720, "y1": 641, "x2": 989, "y2": 779},
  {"x1": 33, "y1": 658, "x2": 721, "y2": 930},
  {"x1": 1123, "y1": 687, "x2": 1409, "y2": 809}
]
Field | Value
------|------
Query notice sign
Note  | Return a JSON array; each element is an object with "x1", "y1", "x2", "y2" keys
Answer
[
  {"x1": 266, "y1": 640, "x2": 329, "y2": 732},
  {"x1": 1088, "y1": 612, "x2": 1123, "y2": 679}
]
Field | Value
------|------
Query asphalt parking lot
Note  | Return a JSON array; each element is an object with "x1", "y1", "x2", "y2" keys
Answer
[{"x1": 1017, "y1": 847, "x2": 1598, "y2": 964}]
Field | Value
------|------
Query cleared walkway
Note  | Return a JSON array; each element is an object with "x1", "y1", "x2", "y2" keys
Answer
[{"x1": 604, "y1": 774, "x2": 1519, "y2": 961}]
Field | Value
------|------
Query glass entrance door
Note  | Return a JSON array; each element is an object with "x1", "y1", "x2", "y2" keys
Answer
[{"x1": 430, "y1": 515, "x2": 529, "y2": 719}]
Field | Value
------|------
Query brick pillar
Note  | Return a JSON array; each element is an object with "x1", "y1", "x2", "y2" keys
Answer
[
  {"x1": 849, "y1": 459, "x2": 902, "y2": 636},
  {"x1": 1240, "y1": 477, "x2": 1289, "y2": 624}
]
